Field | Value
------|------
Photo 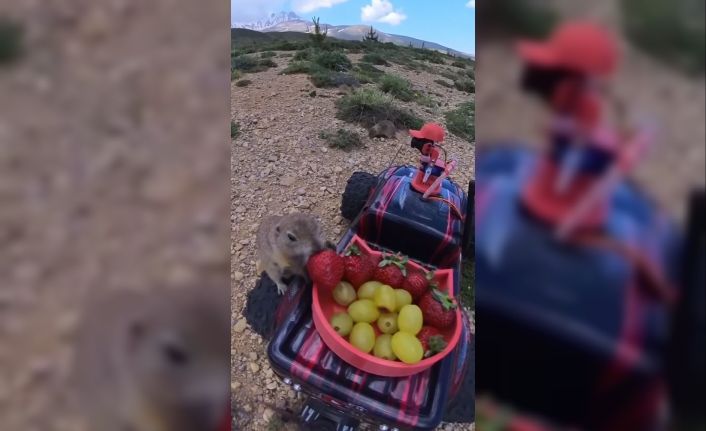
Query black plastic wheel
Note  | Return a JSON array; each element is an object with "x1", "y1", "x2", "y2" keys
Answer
[
  {"x1": 340, "y1": 171, "x2": 376, "y2": 221},
  {"x1": 462, "y1": 180, "x2": 475, "y2": 258},
  {"x1": 667, "y1": 188, "x2": 705, "y2": 428}
]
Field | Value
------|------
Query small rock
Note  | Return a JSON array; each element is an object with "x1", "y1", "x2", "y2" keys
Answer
[
  {"x1": 234, "y1": 318, "x2": 248, "y2": 333},
  {"x1": 321, "y1": 147, "x2": 328, "y2": 153},
  {"x1": 297, "y1": 188, "x2": 305, "y2": 195},
  {"x1": 233, "y1": 271, "x2": 244, "y2": 281},
  {"x1": 280, "y1": 176, "x2": 296, "y2": 186},
  {"x1": 249, "y1": 362, "x2": 260, "y2": 373},
  {"x1": 266, "y1": 382, "x2": 278, "y2": 390},
  {"x1": 248, "y1": 352, "x2": 258, "y2": 361},
  {"x1": 263, "y1": 408, "x2": 275, "y2": 421},
  {"x1": 243, "y1": 404, "x2": 253, "y2": 412},
  {"x1": 334, "y1": 166, "x2": 343, "y2": 173},
  {"x1": 232, "y1": 381, "x2": 241, "y2": 390}
]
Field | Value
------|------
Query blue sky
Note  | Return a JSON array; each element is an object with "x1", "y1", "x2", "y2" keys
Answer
[{"x1": 232, "y1": 0, "x2": 475, "y2": 55}]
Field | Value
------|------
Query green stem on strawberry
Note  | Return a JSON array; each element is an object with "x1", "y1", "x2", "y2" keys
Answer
[
  {"x1": 431, "y1": 288, "x2": 457, "y2": 310},
  {"x1": 345, "y1": 244, "x2": 361, "y2": 256}
]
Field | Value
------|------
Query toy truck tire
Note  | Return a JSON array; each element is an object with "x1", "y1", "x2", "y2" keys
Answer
[{"x1": 341, "y1": 171, "x2": 376, "y2": 221}]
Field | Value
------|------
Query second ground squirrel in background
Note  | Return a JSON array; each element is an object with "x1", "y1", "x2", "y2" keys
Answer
[{"x1": 369, "y1": 120, "x2": 397, "y2": 139}]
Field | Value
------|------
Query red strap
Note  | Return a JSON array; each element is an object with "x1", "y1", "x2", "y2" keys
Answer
[
  {"x1": 569, "y1": 232, "x2": 678, "y2": 307},
  {"x1": 427, "y1": 196, "x2": 464, "y2": 220}
]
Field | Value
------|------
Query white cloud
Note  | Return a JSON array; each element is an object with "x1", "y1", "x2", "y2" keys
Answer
[
  {"x1": 292, "y1": 0, "x2": 349, "y2": 14},
  {"x1": 466, "y1": 0, "x2": 475, "y2": 7},
  {"x1": 231, "y1": 0, "x2": 287, "y2": 24},
  {"x1": 361, "y1": 0, "x2": 407, "y2": 26}
]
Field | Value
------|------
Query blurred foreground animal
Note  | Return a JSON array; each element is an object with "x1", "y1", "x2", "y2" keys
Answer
[{"x1": 72, "y1": 284, "x2": 230, "y2": 431}]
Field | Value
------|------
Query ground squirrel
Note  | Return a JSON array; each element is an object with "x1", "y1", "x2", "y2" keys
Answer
[
  {"x1": 256, "y1": 213, "x2": 325, "y2": 294},
  {"x1": 72, "y1": 284, "x2": 230, "y2": 431},
  {"x1": 368, "y1": 120, "x2": 397, "y2": 139}
]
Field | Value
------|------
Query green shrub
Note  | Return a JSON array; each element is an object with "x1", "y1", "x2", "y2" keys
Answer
[
  {"x1": 309, "y1": 17, "x2": 328, "y2": 47},
  {"x1": 361, "y1": 52, "x2": 389, "y2": 66},
  {"x1": 235, "y1": 79, "x2": 252, "y2": 87},
  {"x1": 232, "y1": 55, "x2": 259, "y2": 71},
  {"x1": 477, "y1": 0, "x2": 557, "y2": 39},
  {"x1": 353, "y1": 62, "x2": 385, "y2": 83},
  {"x1": 435, "y1": 79, "x2": 454, "y2": 88},
  {"x1": 309, "y1": 67, "x2": 359, "y2": 88},
  {"x1": 444, "y1": 101, "x2": 474, "y2": 142},
  {"x1": 439, "y1": 68, "x2": 459, "y2": 81},
  {"x1": 260, "y1": 51, "x2": 276, "y2": 58},
  {"x1": 313, "y1": 50, "x2": 352, "y2": 71},
  {"x1": 231, "y1": 68, "x2": 243, "y2": 81},
  {"x1": 269, "y1": 40, "x2": 298, "y2": 51},
  {"x1": 416, "y1": 93, "x2": 437, "y2": 108},
  {"x1": 621, "y1": 0, "x2": 705, "y2": 74},
  {"x1": 460, "y1": 258, "x2": 474, "y2": 309},
  {"x1": 454, "y1": 77, "x2": 475, "y2": 93},
  {"x1": 259, "y1": 58, "x2": 277, "y2": 68},
  {"x1": 231, "y1": 121, "x2": 240, "y2": 138},
  {"x1": 232, "y1": 55, "x2": 277, "y2": 73},
  {"x1": 416, "y1": 49, "x2": 446, "y2": 64},
  {"x1": 279, "y1": 52, "x2": 294, "y2": 58},
  {"x1": 336, "y1": 88, "x2": 424, "y2": 129},
  {"x1": 0, "y1": 17, "x2": 23, "y2": 65},
  {"x1": 281, "y1": 61, "x2": 311, "y2": 74},
  {"x1": 318, "y1": 129, "x2": 363, "y2": 151},
  {"x1": 451, "y1": 60, "x2": 467, "y2": 69},
  {"x1": 309, "y1": 68, "x2": 334, "y2": 87},
  {"x1": 379, "y1": 74, "x2": 415, "y2": 101},
  {"x1": 383, "y1": 49, "x2": 420, "y2": 70},
  {"x1": 293, "y1": 48, "x2": 315, "y2": 61},
  {"x1": 267, "y1": 414, "x2": 285, "y2": 431}
]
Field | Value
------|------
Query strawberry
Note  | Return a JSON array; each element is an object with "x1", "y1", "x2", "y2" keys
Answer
[
  {"x1": 402, "y1": 270, "x2": 432, "y2": 301},
  {"x1": 373, "y1": 253, "x2": 408, "y2": 289},
  {"x1": 417, "y1": 326, "x2": 447, "y2": 357},
  {"x1": 418, "y1": 287, "x2": 457, "y2": 329},
  {"x1": 306, "y1": 249, "x2": 344, "y2": 291},
  {"x1": 342, "y1": 245, "x2": 375, "y2": 288}
]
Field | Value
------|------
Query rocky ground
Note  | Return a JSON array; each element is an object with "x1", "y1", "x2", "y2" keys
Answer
[
  {"x1": 231, "y1": 52, "x2": 475, "y2": 430},
  {"x1": 0, "y1": 1, "x2": 229, "y2": 430}
]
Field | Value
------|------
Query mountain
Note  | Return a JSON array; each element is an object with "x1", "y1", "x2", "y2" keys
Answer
[
  {"x1": 233, "y1": 11, "x2": 304, "y2": 32},
  {"x1": 233, "y1": 11, "x2": 472, "y2": 58}
]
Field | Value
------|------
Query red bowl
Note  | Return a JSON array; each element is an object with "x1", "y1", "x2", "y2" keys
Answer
[{"x1": 312, "y1": 235, "x2": 462, "y2": 377}]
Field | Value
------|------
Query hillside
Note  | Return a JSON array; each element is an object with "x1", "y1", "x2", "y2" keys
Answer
[
  {"x1": 233, "y1": 11, "x2": 473, "y2": 58},
  {"x1": 231, "y1": 28, "x2": 310, "y2": 47}
]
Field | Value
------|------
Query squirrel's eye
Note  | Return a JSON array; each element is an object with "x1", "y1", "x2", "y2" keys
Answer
[
  {"x1": 287, "y1": 233, "x2": 297, "y2": 242},
  {"x1": 163, "y1": 343, "x2": 189, "y2": 367}
]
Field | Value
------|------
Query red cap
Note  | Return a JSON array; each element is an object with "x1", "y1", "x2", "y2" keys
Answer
[
  {"x1": 517, "y1": 21, "x2": 619, "y2": 76},
  {"x1": 409, "y1": 123, "x2": 445, "y2": 142}
]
